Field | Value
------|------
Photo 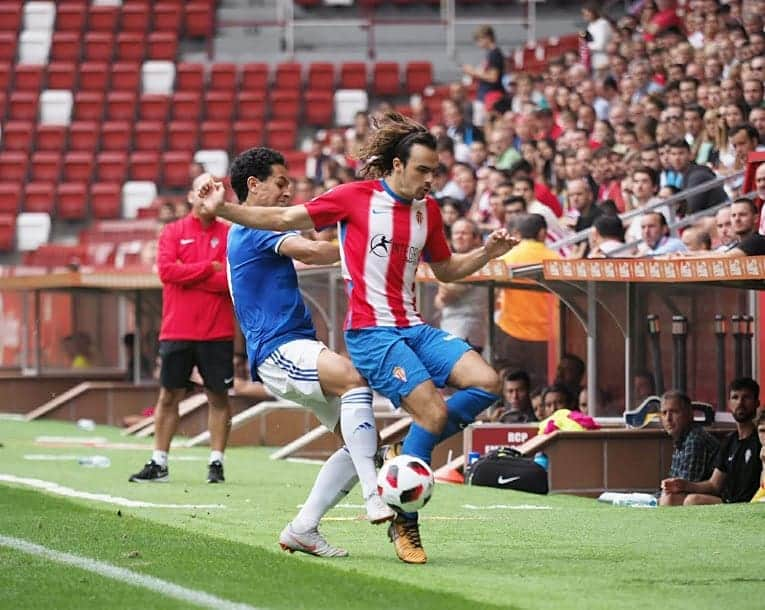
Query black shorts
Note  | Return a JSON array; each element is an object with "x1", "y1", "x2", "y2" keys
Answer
[{"x1": 159, "y1": 340, "x2": 234, "y2": 394}]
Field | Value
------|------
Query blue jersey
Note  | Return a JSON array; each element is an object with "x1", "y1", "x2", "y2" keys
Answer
[{"x1": 227, "y1": 224, "x2": 316, "y2": 374}]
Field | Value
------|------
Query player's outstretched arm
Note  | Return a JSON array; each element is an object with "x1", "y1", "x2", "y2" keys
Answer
[
  {"x1": 198, "y1": 180, "x2": 316, "y2": 232},
  {"x1": 280, "y1": 235, "x2": 340, "y2": 266},
  {"x1": 429, "y1": 229, "x2": 517, "y2": 283}
]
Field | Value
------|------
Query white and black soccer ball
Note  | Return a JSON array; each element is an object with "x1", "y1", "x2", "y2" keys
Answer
[{"x1": 377, "y1": 454, "x2": 435, "y2": 513}]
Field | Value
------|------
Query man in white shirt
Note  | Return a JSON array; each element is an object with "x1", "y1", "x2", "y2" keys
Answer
[
  {"x1": 511, "y1": 176, "x2": 568, "y2": 242},
  {"x1": 638, "y1": 212, "x2": 686, "y2": 257}
]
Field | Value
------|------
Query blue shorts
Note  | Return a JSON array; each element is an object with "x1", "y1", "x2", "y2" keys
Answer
[{"x1": 344, "y1": 325, "x2": 472, "y2": 408}]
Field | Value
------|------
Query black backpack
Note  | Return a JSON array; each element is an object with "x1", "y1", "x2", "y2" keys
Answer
[{"x1": 465, "y1": 447, "x2": 549, "y2": 495}]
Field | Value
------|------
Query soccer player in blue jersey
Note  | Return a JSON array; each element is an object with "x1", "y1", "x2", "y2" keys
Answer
[{"x1": 226, "y1": 147, "x2": 394, "y2": 557}]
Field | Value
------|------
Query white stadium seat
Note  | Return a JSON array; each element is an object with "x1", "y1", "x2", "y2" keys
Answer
[
  {"x1": 16, "y1": 213, "x2": 51, "y2": 251},
  {"x1": 122, "y1": 181, "x2": 158, "y2": 219},
  {"x1": 194, "y1": 150, "x2": 229, "y2": 179},
  {"x1": 39, "y1": 90, "x2": 74, "y2": 126},
  {"x1": 334, "y1": 89, "x2": 368, "y2": 127},
  {"x1": 141, "y1": 61, "x2": 176, "y2": 95}
]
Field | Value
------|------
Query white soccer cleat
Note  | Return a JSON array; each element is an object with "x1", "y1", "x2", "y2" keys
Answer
[
  {"x1": 278, "y1": 523, "x2": 349, "y2": 558},
  {"x1": 365, "y1": 492, "x2": 396, "y2": 525}
]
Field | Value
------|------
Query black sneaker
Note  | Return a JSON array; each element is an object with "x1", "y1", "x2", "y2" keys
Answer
[
  {"x1": 207, "y1": 460, "x2": 225, "y2": 483},
  {"x1": 128, "y1": 460, "x2": 168, "y2": 483}
]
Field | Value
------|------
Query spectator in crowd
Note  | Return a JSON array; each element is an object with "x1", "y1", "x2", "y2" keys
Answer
[
  {"x1": 729, "y1": 197, "x2": 759, "y2": 248},
  {"x1": 714, "y1": 205, "x2": 736, "y2": 251},
  {"x1": 462, "y1": 25, "x2": 505, "y2": 123},
  {"x1": 750, "y1": 409, "x2": 765, "y2": 503},
  {"x1": 589, "y1": 215, "x2": 625, "y2": 257},
  {"x1": 537, "y1": 382, "x2": 599, "y2": 434},
  {"x1": 491, "y1": 370, "x2": 537, "y2": 423},
  {"x1": 158, "y1": 202, "x2": 176, "y2": 225},
  {"x1": 637, "y1": 211, "x2": 686, "y2": 256},
  {"x1": 659, "y1": 390, "x2": 720, "y2": 506},
  {"x1": 434, "y1": 218, "x2": 488, "y2": 353},
  {"x1": 633, "y1": 370, "x2": 657, "y2": 406},
  {"x1": 582, "y1": 4, "x2": 614, "y2": 75},
  {"x1": 667, "y1": 139, "x2": 727, "y2": 213},
  {"x1": 624, "y1": 165, "x2": 664, "y2": 242},
  {"x1": 680, "y1": 226, "x2": 712, "y2": 251},
  {"x1": 661, "y1": 377, "x2": 763, "y2": 505},
  {"x1": 554, "y1": 353, "x2": 586, "y2": 400}
]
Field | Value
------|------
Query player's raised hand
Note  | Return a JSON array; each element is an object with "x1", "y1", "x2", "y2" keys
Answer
[
  {"x1": 197, "y1": 179, "x2": 226, "y2": 215},
  {"x1": 484, "y1": 228, "x2": 519, "y2": 259}
]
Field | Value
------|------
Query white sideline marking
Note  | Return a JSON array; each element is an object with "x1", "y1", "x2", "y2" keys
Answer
[
  {"x1": 0, "y1": 413, "x2": 25, "y2": 420},
  {"x1": 461, "y1": 504, "x2": 553, "y2": 510},
  {"x1": 23, "y1": 454, "x2": 207, "y2": 462},
  {"x1": 0, "y1": 535, "x2": 260, "y2": 610},
  {"x1": 0, "y1": 475, "x2": 226, "y2": 509}
]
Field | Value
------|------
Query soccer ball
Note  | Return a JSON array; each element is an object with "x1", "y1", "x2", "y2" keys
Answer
[{"x1": 377, "y1": 454, "x2": 435, "y2": 513}]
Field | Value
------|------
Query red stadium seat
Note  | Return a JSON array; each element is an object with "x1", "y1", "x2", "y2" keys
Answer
[
  {"x1": 185, "y1": 2, "x2": 214, "y2": 38},
  {"x1": 237, "y1": 91, "x2": 267, "y2": 122},
  {"x1": 282, "y1": 150, "x2": 308, "y2": 177},
  {"x1": 88, "y1": 5, "x2": 120, "y2": 32},
  {"x1": 121, "y1": 3, "x2": 150, "y2": 32},
  {"x1": 0, "y1": 152, "x2": 28, "y2": 182},
  {"x1": 72, "y1": 92, "x2": 104, "y2": 122},
  {"x1": 154, "y1": 3, "x2": 183, "y2": 32},
  {"x1": 101, "y1": 121, "x2": 131, "y2": 151},
  {"x1": 373, "y1": 62, "x2": 400, "y2": 96},
  {"x1": 304, "y1": 90, "x2": 333, "y2": 126},
  {"x1": 274, "y1": 62, "x2": 301, "y2": 90},
  {"x1": 176, "y1": 63, "x2": 205, "y2": 91},
  {"x1": 0, "y1": 32, "x2": 16, "y2": 63},
  {"x1": 79, "y1": 62, "x2": 110, "y2": 91},
  {"x1": 340, "y1": 62, "x2": 367, "y2": 89},
  {"x1": 24, "y1": 182, "x2": 56, "y2": 215},
  {"x1": 265, "y1": 120, "x2": 297, "y2": 150},
  {"x1": 8, "y1": 92, "x2": 38, "y2": 121},
  {"x1": 167, "y1": 120, "x2": 199, "y2": 152},
  {"x1": 200, "y1": 121, "x2": 231, "y2": 150},
  {"x1": 307, "y1": 62, "x2": 335, "y2": 91},
  {"x1": 116, "y1": 32, "x2": 145, "y2": 62},
  {"x1": 63, "y1": 152, "x2": 95, "y2": 182},
  {"x1": 270, "y1": 90, "x2": 300, "y2": 121},
  {"x1": 90, "y1": 182, "x2": 121, "y2": 219},
  {"x1": 56, "y1": 3, "x2": 87, "y2": 32},
  {"x1": 232, "y1": 121, "x2": 263, "y2": 153},
  {"x1": 50, "y1": 33, "x2": 80, "y2": 62},
  {"x1": 0, "y1": 213, "x2": 15, "y2": 251},
  {"x1": 111, "y1": 63, "x2": 141, "y2": 91},
  {"x1": 68, "y1": 121, "x2": 100, "y2": 151},
  {"x1": 405, "y1": 61, "x2": 433, "y2": 94},
  {"x1": 84, "y1": 32, "x2": 114, "y2": 62},
  {"x1": 14, "y1": 64, "x2": 45, "y2": 91},
  {"x1": 129, "y1": 151, "x2": 161, "y2": 182},
  {"x1": 162, "y1": 151, "x2": 193, "y2": 188},
  {"x1": 30, "y1": 152, "x2": 62, "y2": 182},
  {"x1": 56, "y1": 182, "x2": 89, "y2": 220},
  {"x1": 105, "y1": 91, "x2": 137, "y2": 120},
  {"x1": 0, "y1": 63, "x2": 9, "y2": 91},
  {"x1": 171, "y1": 91, "x2": 202, "y2": 121},
  {"x1": 133, "y1": 121, "x2": 166, "y2": 151},
  {"x1": 47, "y1": 62, "x2": 78, "y2": 90},
  {"x1": 1, "y1": 121, "x2": 34, "y2": 151},
  {"x1": 241, "y1": 63, "x2": 268, "y2": 91},
  {"x1": 0, "y1": 184, "x2": 21, "y2": 215},
  {"x1": 147, "y1": 32, "x2": 178, "y2": 61},
  {"x1": 138, "y1": 94, "x2": 170, "y2": 121},
  {"x1": 35, "y1": 125, "x2": 67, "y2": 151},
  {"x1": 0, "y1": 3, "x2": 22, "y2": 32},
  {"x1": 97, "y1": 152, "x2": 128, "y2": 182},
  {"x1": 204, "y1": 91, "x2": 235, "y2": 121},
  {"x1": 210, "y1": 63, "x2": 237, "y2": 91}
]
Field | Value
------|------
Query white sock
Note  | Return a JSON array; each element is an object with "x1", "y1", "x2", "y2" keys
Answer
[
  {"x1": 152, "y1": 450, "x2": 168, "y2": 467},
  {"x1": 209, "y1": 450, "x2": 224, "y2": 465},
  {"x1": 291, "y1": 447, "x2": 357, "y2": 533},
  {"x1": 339, "y1": 387, "x2": 378, "y2": 501}
]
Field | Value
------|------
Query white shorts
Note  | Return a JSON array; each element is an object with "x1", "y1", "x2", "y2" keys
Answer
[{"x1": 257, "y1": 339, "x2": 340, "y2": 431}]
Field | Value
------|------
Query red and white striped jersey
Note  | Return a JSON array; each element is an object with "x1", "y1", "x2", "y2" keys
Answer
[{"x1": 305, "y1": 179, "x2": 451, "y2": 329}]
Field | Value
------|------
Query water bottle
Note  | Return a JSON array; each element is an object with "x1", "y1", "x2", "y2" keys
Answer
[
  {"x1": 76, "y1": 418, "x2": 95, "y2": 431},
  {"x1": 611, "y1": 492, "x2": 657, "y2": 508},
  {"x1": 78, "y1": 455, "x2": 111, "y2": 468},
  {"x1": 533, "y1": 452, "x2": 549, "y2": 471}
]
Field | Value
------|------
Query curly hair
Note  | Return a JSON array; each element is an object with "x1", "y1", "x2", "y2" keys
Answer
[
  {"x1": 229, "y1": 147, "x2": 286, "y2": 203},
  {"x1": 355, "y1": 112, "x2": 436, "y2": 179}
]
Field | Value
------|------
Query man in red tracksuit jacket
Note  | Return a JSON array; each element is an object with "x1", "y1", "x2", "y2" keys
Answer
[{"x1": 130, "y1": 172, "x2": 234, "y2": 484}]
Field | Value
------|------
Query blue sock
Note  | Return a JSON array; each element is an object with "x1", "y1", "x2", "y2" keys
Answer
[
  {"x1": 402, "y1": 423, "x2": 440, "y2": 465},
  {"x1": 437, "y1": 387, "x2": 500, "y2": 444}
]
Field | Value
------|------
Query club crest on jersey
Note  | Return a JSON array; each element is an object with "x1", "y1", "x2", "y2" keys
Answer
[
  {"x1": 392, "y1": 366, "x2": 407, "y2": 383},
  {"x1": 210, "y1": 237, "x2": 219, "y2": 248},
  {"x1": 369, "y1": 234, "x2": 392, "y2": 257},
  {"x1": 415, "y1": 210, "x2": 423, "y2": 226}
]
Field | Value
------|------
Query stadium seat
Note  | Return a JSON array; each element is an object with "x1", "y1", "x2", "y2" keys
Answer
[
  {"x1": 282, "y1": 150, "x2": 308, "y2": 177},
  {"x1": 101, "y1": 121, "x2": 131, "y2": 151},
  {"x1": 0, "y1": 64, "x2": 8, "y2": 90},
  {"x1": 68, "y1": 122, "x2": 100, "y2": 151},
  {"x1": 147, "y1": 32, "x2": 178, "y2": 61},
  {"x1": 63, "y1": 151, "x2": 94, "y2": 182},
  {"x1": 121, "y1": 3, "x2": 150, "y2": 33},
  {"x1": 138, "y1": 94, "x2": 170, "y2": 121},
  {"x1": 194, "y1": 150, "x2": 229, "y2": 178},
  {"x1": 35, "y1": 124, "x2": 67, "y2": 151},
  {"x1": 232, "y1": 121, "x2": 262, "y2": 152},
  {"x1": 72, "y1": 92, "x2": 104, "y2": 122},
  {"x1": 171, "y1": 91, "x2": 202, "y2": 121},
  {"x1": 46, "y1": 62, "x2": 77, "y2": 90},
  {"x1": 122, "y1": 181, "x2": 157, "y2": 219},
  {"x1": 79, "y1": 62, "x2": 110, "y2": 91},
  {"x1": 237, "y1": 91, "x2": 267, "y2": 122},
  {"x1": 334, "y1": 89, "x2": 368, "y2": 126},
  {"x1": 0, "y1": 151, "x2": 28, "y2": 182},
  {"x1": 0, "y1": 4, "x2": 22, "y2": 33},
  {"x1": 39, "y1": 90, "x2": 73, "y2": 125},
  {"x1": 84, "y1": 32, "x2": 114, "y2": 62},
  {"x1": 0, "y1": 213, "x2": 15, "y2": 251},
  {"x1": 200, "y1": 121, "x2": 231, "y2": 151},
  {"x1": 96, "y1": 151, "x2": 128, "y2": 182},
  {"x1": 90, "y1": 182, "x2": 121, "y2": 219},
  {"x1": 0, "y1": 183, "x2": 22, "y2": 214},
  {"x1": 275, "y1": 62, "x2": 302, "y2": 90},
  {"x1": 105, "y1": 91, "x2": 137, "y2": 121},
  {"x1": 210, "y1": 63, "x2": 237, "y2": 91},
  {"x1": 133, "y1": 121, "x2": 165, "y2": 151},
  {"x1": 50, "y1": 32, "x2": 79, "y2": 62},
  {"x1": 56, "y1": 181, "x2": 88, "y2": 219},
  {"x1": 185, "y1": 2, "x2": 213, "y2": 37},
  {"x1": 340, "y1": 62, "x2": 367, "y2": 89},
  {"x1": 129, "y1": 151, "x2": 161, "y2": 182},
  {"x1": 372, "y1": 62, "x2": 400, "y2": 96},
  {"x1": 1, "y1": 121, "x2": 34, "y2": 151},
  {"x1": 204, "y1": 91, "x2": 235, "y2": 121},
  {"x1": 167, "y1": 120, "x2": 199, "y2": 151},
  {"x1": 14, "y1": 64, "x2": 45, "y2": 91},
  {"x1": 154, "y1": 3, "x2": 183, "y2": 33},
  {"x1": 16, "y1": 212, "x2": 51, "y2": 251},
  {"x1": 264, "y1": 120, "x2": 297, "y2": 150},
  {"x1": 111, "y1": 64, "x2": 141, "y2": 92},
  {"x1": 405, "y1": 61, "x2": 433, "y2": 94},
  {"x1": 307, "y1": 62, "x2": 335, "y2": 91},
  {"x1": 23, "y1": 2, "x2": 56, "y2": 32},
  {"x1": 24, "y1": 182, "x2": 56, "y2": 215},
  {"x1": 116, "y1": 32, "x2": 145, "y2": 62},
  {"x1": 18, "y1": 31, "x2": 51, "y2": 64},
  {"x1": 241, "y1": 63, "x2": 268, "y2": 91},
  {"x1": 270, "y1": 90, "x2": 300, "y2": 121},
  {"x1": 30, "y1": 151, "x2": 61, "y2": 182},
  {"x1": 141, "y1": 61, "x2": 175, "y2": 95},
  {"x1": 87, "y1": 5, "x2": 119, "y2": 32},
  {"x1": 55, "y1": 3, "x2": 86, "y2": 32},
  {"x1": 0, "y1": 32, "x2": 16, "y2": 63},
  {"x1": 176, "y1": 63, "x2": 205, "y2": 91},
  {"x1": 8, "y1": 92, "x2": 38, "y2": 121},
  {"x1": 304, "y1": 90, "x2": 333, "y2": 126},
  {"x1": 162, "y1": 151, "x2": 193, "y2": 188}
]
